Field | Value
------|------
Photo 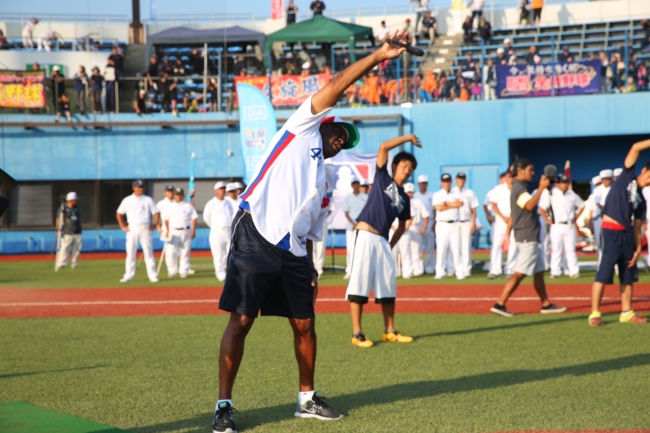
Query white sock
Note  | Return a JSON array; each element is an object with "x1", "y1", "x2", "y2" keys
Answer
[
  {"x1": 298, "y1": 390, "x2": 316, "y2": 405},
  {"x1": 216, "y1": 399, "x2": 233, "y2": 410}
]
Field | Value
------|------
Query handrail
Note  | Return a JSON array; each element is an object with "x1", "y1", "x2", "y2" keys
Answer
[{"x1": 0, "y1": 12, "x2": 130, "y2": 23}]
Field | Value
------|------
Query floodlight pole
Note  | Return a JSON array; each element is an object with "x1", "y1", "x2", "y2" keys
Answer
[{"x1": 130, "y1": 0, "x2": 144, "y2": 44}]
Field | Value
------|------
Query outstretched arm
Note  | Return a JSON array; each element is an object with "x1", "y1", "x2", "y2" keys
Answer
[
  {"x1": 311, "y1": 30, "x2": 409, "y2": 114},
  {"x1": 624, "y1": 139, "x2": 650, "y2": 169},
  {"x1": 377, "y1": 134, "x2": 421, "y2": 169}
]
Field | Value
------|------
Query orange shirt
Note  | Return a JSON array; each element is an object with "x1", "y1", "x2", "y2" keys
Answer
[
  {"x1": 422, "y1": 73, "x2": 438, "y2": 93},
  {"x1": 532, "y1": 0, "x2": 543, "y2": 9},
  {"x1": 460, "y1": 86, "x2": 470, "y2": 101},
  {"x1": 366, "y1": 76, "x2": 381, "y2": 103}
]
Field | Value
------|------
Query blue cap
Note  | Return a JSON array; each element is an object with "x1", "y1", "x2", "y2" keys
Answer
[{"x1": 132, "y1": 180, "x2": 144, "y2": 187}]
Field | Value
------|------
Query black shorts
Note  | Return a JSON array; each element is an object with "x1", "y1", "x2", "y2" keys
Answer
[
  {"x1": 219, "y1": 210, "x2": 315, "y2": 319},
  {"x1": 595, "y1": 229, "x2": 638, "y2": 285},
  {"x1": 533, "y1": 8, "x2": 542, "y2": 20}
]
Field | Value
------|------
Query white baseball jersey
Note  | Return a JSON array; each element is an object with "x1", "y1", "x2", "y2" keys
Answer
[
  {"x1": 408, "y1": 198, "x2": 430, "y2": 232},
  {"x1": 203, "y1": 197, "x2": 234, "y2": 228},
  {"x1": 164, "y1": 201, "x2": 198, "y2": 228},
  {"x1": 414, "y1": 191, "x2": 435, "y2": 224},
  {"x1": 643, "y1": 187, "x2": 650, "y2": 222},
  {"x1": 452, "y1": 186, "x2": 479, "y2": 222},
  {"x1": 116, "y1": 194, "x2": 159, "y2": 225},
  {"x1": 599, "y1": 185, "x2": 611, "y2": 207},
  {"x1": 156, "y1": 197, "x2": 173, "y2": 220},
  {"x1": 547, "y1": 188, "x2": 584, "y2": 223},
  {"x1": 432, "y1": 189, "x2": 461, "y2": 221},
  {"x1": 484, "y1": 186, "x2": 498, "y2": 216},
  {"x1": 342, "y1": 192, "x2": 368, "y2": 230},
  {"x1": 238, "y1": 95, "x2": 334, "y2": 257},
  {"x1": 490, "y1": 183, "x2": 512, "y2": 218},
  {"x1": 537, "y1": 188, "x2": 551, "y2": 211}
]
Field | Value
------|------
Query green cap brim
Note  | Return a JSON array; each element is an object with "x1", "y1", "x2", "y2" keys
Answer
[{"x1": 338, "y1": 122, "x2": 360, "y2": 150}]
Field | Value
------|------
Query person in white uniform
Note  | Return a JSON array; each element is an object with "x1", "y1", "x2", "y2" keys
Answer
[
  {"x1": 116, "y1": 180, "x2": 160, "y2": 283},
  {"x1": 451, "y1": 172, "x2": 479, "y2": 276},
  {"x1": 536, "y1": 186, "x2": 552, "y2": 271},
  {"x1": 163, "y1": 187, "x2": 198, "y2": 278},
  {"x1": 404, "y1": 182, "x2": 430, "y2": 277},
  {"x1": 597, "y1": 169, "x2": 613, "y2": 211},
  {"x1": 584, "y1": 176, "x2": 601, "y2": 249},
  {"x1": 156, "y1": 185, "x2": 175, "y2": 274},
  {"x1": 37, "y1": 31, "x2": 63, "y2": 52},
  {"x1": 540, "y1": 174, "x2": 585, "y2": 278},
  {"x1": 226, "y1": 183, "x2": 242, "y2": 217},
  {"x1": 55, "y1": 192, "x2": 83, "y2": 271},
  {"x1": 22, "y1": 18, "x2": 38, "y2": 49},
  {"x1": 488, "y1": 171, "x2": 518, "y2": 278},
  {"x1": 414, "y1": 174, "x2": 435, "y2": 274},
  {"x1": 613, "y1": 167, "x2": 622, "y2": 181},
  {"x1": 203, "y1": 181, "x2": 234, "y2": 281},
  {"x1": 342, "y1": 176, "x2": 368, "y2": 279},
  {"x1": 483, "y1": 173, "x2": 506, "y2": 255},
  {"x1": 360, "y1": 179, "x2": 370, "y2": 194},
  {"x1": 432, "y1": 173, "x2": 465, "y2": 280}
]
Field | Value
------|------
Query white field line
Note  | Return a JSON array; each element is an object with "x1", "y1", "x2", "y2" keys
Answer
[{"x1": 1, "y1": 297, "x2": 650, "y2": 307}]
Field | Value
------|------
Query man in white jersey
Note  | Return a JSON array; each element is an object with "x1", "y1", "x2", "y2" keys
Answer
[
  {"x1": 432, "y1": 173, "x2": 465, "y2": 280},
  {"x1": 342, "y1": 176, "x2": 368, "y2": 279},
  {"x1": 156, "y1": 185, "x2": 175, "y2": 275},
  {"x1": 235, "y1": 182, "x2": 245, "y2": 196},
  {"x1": 584, "y1": 176, "x2": 601, "y2": 249},
  {"x1": 536, "y1": 186, "x2": 551, "y2": 271},
  {"x1": 489, "y1": 171, "x2": 517, "y2": 278},
  {"x1": 597, "y1": 169, "x2": 613, "y2": 211},
  {"x1": 539, "y1": 174, "x2": 585, "y2": 278},
  {"x1": 225, "y1": 183, "x2": 242, "y2": 215},
  {"x1": 484, "y1": 173, "x2": 506, "y2": 259},
  {"x1": 213, "y1": 29, "x2": 411, "y2": 432},
  {"x1": 613, "y1": 167, "x2": 622, "y2": 181},
  {"x1": 163, "y1": 187, "x2": 197, "y2": 278},
  {"x1": 404, "y1": 182, "x2": 430, "y2": 277},
  {"x1": 203, "y1": 181, "x2": 234, "y2": 281},
  {"x1": 451, "y1": 172, "x2": 479, "y2": 276},
  {"x1": 116, "y1": 180, "x2": 160, "y2": 283},
  {"x1": 414, "y1": 174, "x2": 435, "y2": 274}
]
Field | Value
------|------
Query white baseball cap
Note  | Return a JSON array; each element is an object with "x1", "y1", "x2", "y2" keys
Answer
[
  {"x1": 350, "y1": 176, "x2": 360, "y2": 184},
  {"x1": 591, "y1": 176, "x2": 601, "y2": 185},
  {"x1": 66, "y1": 192, "x2": 78, "y2": 201},
  {"x1": 225, "y1": 182, "x2": 238, "y2": 192},
  {"x1": 599, "y1": 169, "x2": 613, "y2": 179},
  {"x1": 404, "y1": 182, "x2": 415, "y2": 193},
  {"x1": 360, "y1": 179, "x2": 370, "y2": 186},
  {"x1": 417, "y1": 174, "x2": 429, "y2": 183},
  {"x1": 504, "y1": 38, "x2": 511, "y2": 44},
  {"x1": 613, "y1": 168, "x2": 623, "y2": 177},
  {"x1": 235, "y1": 181, "x2": 244, "y2": 189},
  {"x1": 496, "y1": 47, "x2": 505, "y2": 54},
  {"x1": 52, "y1": 65, "x2": 60, "y2": 72},
  {"x1": 214, "y1": 181, "x2": 227, "y2": 190}
]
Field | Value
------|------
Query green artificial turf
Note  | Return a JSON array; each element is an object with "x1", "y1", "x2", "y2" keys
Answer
[
  {"x1": 1, "y1": 314, "x2": 649, "y2": 432},
  {"x1": 2, "y1": 254, "x2": 647, "y2": 290}
]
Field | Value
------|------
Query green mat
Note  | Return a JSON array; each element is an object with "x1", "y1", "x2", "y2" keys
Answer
[{"x1": 0, "y1": 401, "x2": 130, "y2": 433}]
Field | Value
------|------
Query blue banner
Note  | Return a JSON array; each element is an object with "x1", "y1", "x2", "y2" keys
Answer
[
  {"x1": 236, "y1": 83, "x2": 278, "y2": 184},
  {"x1": 496, "y1": 60, "x2": 601, "y2": 99}
]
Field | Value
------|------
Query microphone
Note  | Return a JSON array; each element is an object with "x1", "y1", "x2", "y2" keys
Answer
[
  {"x1": 386, "y1": 38, "x2": 425, "y2": 57},
  {"x1": 543, "y1": 164, "x2": 557, "y2": 179}
]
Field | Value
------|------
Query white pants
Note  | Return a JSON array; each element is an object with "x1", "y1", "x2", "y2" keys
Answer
[
  {"x1": 550, "y1": 224, "x2": 579, "y2": 276},
  {"x1": 346, "y1": 230, "x2": 396, "y2": 301},
  {"x1": 313, "y1": 220, "x2": 329, "y2": 275},
  {"x1": 459, "y1": 221, "x2": 473, "y2": 275},
  {"x1": 593, "y1": 217, "x2": 602, "y2": 251},
  {"x1": 124, "y1": 224, "x2": 157, "y2": 281},
  {"x1": 435, "y1": 221, "x2": 464, "y2": 279},
  {"x1": 22, "y1": 31, "x2": 34, "y2": 48},
  {"x1": 210, "y1": 228, "x2": 231, "y2": 281},
  {"x1": 423, "y1": 224, "x2": 436, "y2": 274},
  {"x1": 484, "y1": 86, "x2": 497, "y2": 101},
  {"x1": 37, "y1": 37, "x2": 52, "y2": 52},
  {"x1": 168, "y1": 228, "x2": 193, "y2": 276},
  {"x1": 409, "y1": 230, "x2": 425, "y2": 276},
  {"x1": 56, "y1": 234, "x2": 82, "y2": 268},
  {"x1": 345, "y1": 229, "x2": 356, "y2": 274},
  {"x1": 394, "y1": 230, "x2": 413, "y2": 278},
  {"x1": 490, "y1": 220, "x2": 518, "y2": 275},
  {"x1": 540, "y1": 220, "x2": 551, "y2": 270}
]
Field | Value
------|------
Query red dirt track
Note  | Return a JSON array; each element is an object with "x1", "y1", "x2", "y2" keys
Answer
[{"x1": 1, "y1": 284, "x2": 649, "y2": 319}]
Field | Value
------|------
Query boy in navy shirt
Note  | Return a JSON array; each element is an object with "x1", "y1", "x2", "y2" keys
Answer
[
  {"x1": 345, "y1": 133, "x2": 421, "y2": 348},
  {"x1": 590, "y1": 139, "x2": 650, "y2": 326}
]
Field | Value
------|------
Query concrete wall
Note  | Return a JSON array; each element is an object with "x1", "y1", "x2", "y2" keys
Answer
[{"x1": 0, "y1": 50, "x2": 113, "y2": 77}]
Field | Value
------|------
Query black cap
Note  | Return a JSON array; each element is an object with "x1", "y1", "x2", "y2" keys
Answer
[
  {"x1": 164, "y1": 184, "x2": 174, "y2": 191},
  {"x1": 132, "y1": 180, "x2": 144, "y2": 187},
  {"x1": 557, "y1": 174, "x2": 569, "y2": 183},
  {"x1": 174, "y1": 187, "x2": 184, "y2": 195},
  {"x1": 456, "y1": 172, "x2": 467, "y2": 179},
  {"x1": 441, "y1": 173, "x2": 452, "y2": 182}
]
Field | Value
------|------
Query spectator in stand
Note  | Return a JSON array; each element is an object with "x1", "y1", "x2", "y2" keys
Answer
[
  {"x1": 310, "y1": 0, "x2": 325, "y2": 15},
  {"x1": 477, "y1": 17, "x2": 492, "y2": 44},
  {"x1": 470, "y1": 0, "x2": 485, "y2": 28},
  {"x1": 533, "y1": 54, "x2": 542, "y2": 65},
  {"x1": 637, "y1": 60, "x2": 648, "y2": 91},
  {"x1": 532, "y1": 0, "x2": 543, "y2": 26},
  {"x1": 503, "y1": 38, "x2": 513, "y2": 52},
  {"x1": 525, "y1": 46, "x2": 538, "y2": 65},
  {"x1": 558, "y1": 46, "x2": 572, "y2": 63},
  {"x1": 365, "y1": 70, "x2": 381, "y2": 107},
  {"x1": 90, "y1": 67, "x2": 103, "y2": 114},
  {"x1": 173, "y1": 58, "x2": 186, "y2": 77},
  {"x1": 625, "y1": 76, "x2": 637, "y2": 93},
  {"x1": 456, "y1": 77, "x2": 470, "y2": 101},
  {"x1": 438, "y1": 75, "x2": 453, "y2": 102},
  {"x1": 484, "y1": 58, "x2": 497, "y2": 100},
  {"x1": 508, "y1": 50, "x2": 519, "y2": 65},
  {"x1": 22, "y1": 17, "x2": 38, "y2": 49},
  {"x1": 419, "y1": 11, "x2": 438, "y2": 45},
  {"x1": 462, "y1": 16, "x2": 474, "y2": 45},
  {"x1": 104, "y1": 58, "x2": 117, "y2": 113},
  {"x1": 207, "y1": 78, "x2": 219, "y2": 111},
  {"x1": 109, "y1": 47, "x2": 125, "y2": 78},
  {"x1": 146, "y1": 56, "x2": 159, "y2": 93},
  {"x1": 134, "y1": 89, "x2": 148, "y2": 115},
  {"x1": 73, "y1": 33, "x2": 98, "y2": 51},
  {"x1": 55, "y1": 94, "x2": 72, "y2": 123},
  {"x1": 375, "y1": 21, "x2": 391, "y2": 44},
  {"x1": 609, "y1": 53, "x2": 621, "y2": 91},
  {"x1": 520, "y1": 0, "x2": 531, "y2": 26},
  {"x1": 49, "y1": 66, "x2": 66, "y2": 110},
  {"x1": 420, "y1": 69, "x2": 438, "y2": 102},
  {"x1": 458, "y1": 52, "x2": 478, "y2": 81},
  {"x1": 73, "y1": 66, "x2": 88, "y2": 115},
  {"x1": 599, "y1": 51, "x2": 609, "y2": 93},
  {"x1": 158, "y1": 72, "x2": 179, "y2": 116},
  {"x1": 160, "y1": 56, "x2": 173, "y2": 76},
  {"x1": 189, "y1": 48, "x2": 204, "y2": 75},
  {"x1": 404, "y1": 19, "x2": 415, "y2": 44},
  {"x1": 642, "y1": 20, "x2": 650, "y2": 53},
  {"x1": 37, "y1": 31, "x2": 63, "y2": 52},
  {"x1": 314, "y1": 51, "x2": 328, "y2": 71},
  {"x1": 495, "y1": 47, "x2": 507, "y2": 65},
  {"x1": 412, "y1": 0, "x2": 429, "y2": 35},
  {"x1": 286, "y1": 0, "x2": 298, "y2": 25}
]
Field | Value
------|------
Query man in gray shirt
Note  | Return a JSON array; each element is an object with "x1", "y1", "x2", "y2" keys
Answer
[{"x1": 491, "y1": 159, "x2": 566, "y2": 317}]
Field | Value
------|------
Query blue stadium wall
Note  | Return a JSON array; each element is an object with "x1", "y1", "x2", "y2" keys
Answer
[{"x1": 2, "y1": 92, "x2": 648, "y2": 253}]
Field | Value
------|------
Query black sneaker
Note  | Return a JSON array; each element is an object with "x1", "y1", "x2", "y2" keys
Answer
[
  {"x1": 294, "y1": 392, "x2": 344, "y2": 420},
  {"x1": 490, "y1": 303, "x2": 515, "y2": 317},
  {"x1": 540, "y1": 303, "x2": 567, "y2": 314},
  {"x1": 213, "y1": 401, "x2": 238, "y2": 433}
]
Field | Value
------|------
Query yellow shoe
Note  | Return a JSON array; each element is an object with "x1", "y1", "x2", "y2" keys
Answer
[
  {"x1": 351, "y1": 332, "x2": 374, "y2": 348},
  {"x1": 619, "y1": 309, "x2": 648, "y2": 324},
  {"x1": 382, "y1": 330, "x2": 413, "y2": 343}
]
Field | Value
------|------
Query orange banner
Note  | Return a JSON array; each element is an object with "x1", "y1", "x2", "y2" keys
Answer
[
  {"x1": 0, "y1": 70, "x2": 46, "y2": 108},
  {"x1": 235, "y1": 73, "x2": 332, "y2": 106}
]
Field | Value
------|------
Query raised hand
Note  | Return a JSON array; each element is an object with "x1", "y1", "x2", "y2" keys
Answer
[{"x1": 380, "y1": 29, "x2": 410, "y2": 60}]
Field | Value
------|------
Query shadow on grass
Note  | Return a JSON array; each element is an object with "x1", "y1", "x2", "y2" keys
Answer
[
  {"x1": 132, "y1": 353, "x2": 650, "y2": 433},
  {"x1": 0, "y1": 365, "x2": 106, "y2": 380}
]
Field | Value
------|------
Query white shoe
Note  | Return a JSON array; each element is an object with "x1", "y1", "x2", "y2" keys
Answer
[
  {"x1": 71, "y1": 263, "x2": 77, "y2": 269},
  {"x1": 55, "y1": 265, "x2": 62, "y2": 272},
  {"x1": 343, "y1": 274, "x2": 350, "y2": 280},
  {"x1": 434, "y1": 275, "x2": 446, "y2": 280},
  {"x1": 119, "y1": 277, "x2": 133, "y2": 283},
  {"x1": 402, "y1": 275, "x2": 412, "y2": 279},
  {"x1": 188, "y1": 269, "x2": 196, "y2": 275},
  {"x1": 180, "y1": 274, "x2": 187, "y2": 279},
  {"x1": 168, "y1": 273, "x2": 178, "y2": 278},
  {"x1": 149, "y1": 277, "x2": 159, "y2": 283}
]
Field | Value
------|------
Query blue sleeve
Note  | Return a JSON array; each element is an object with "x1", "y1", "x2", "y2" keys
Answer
[{"x1": 398, "y1": 195, "x2": 411, "y2": 221}]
